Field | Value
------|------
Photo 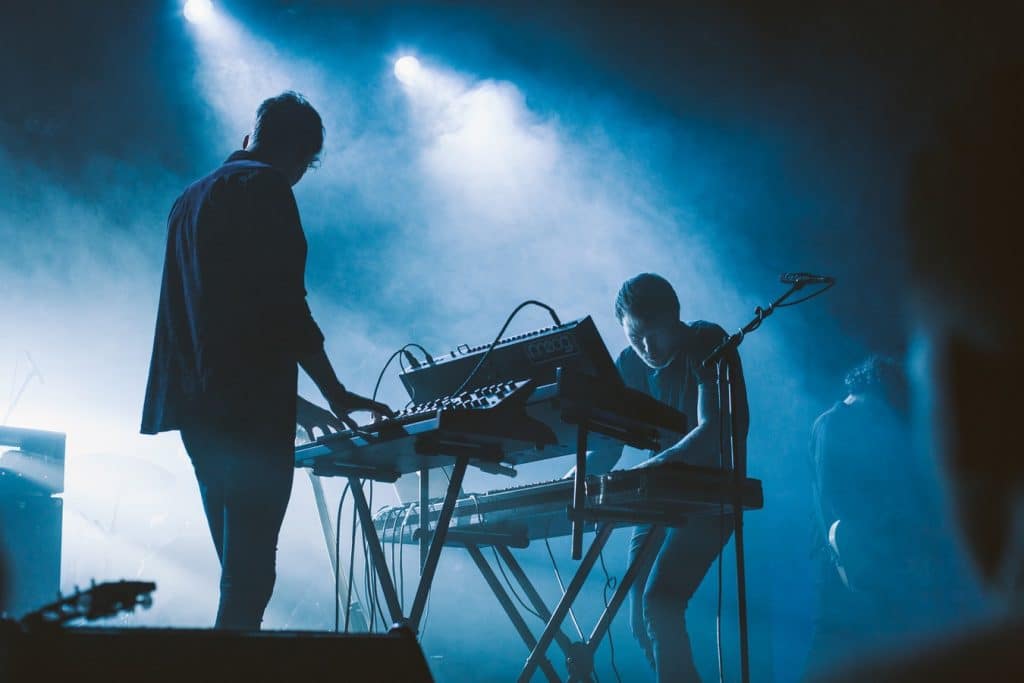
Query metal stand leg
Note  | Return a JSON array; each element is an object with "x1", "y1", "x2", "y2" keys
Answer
[
  {"x1": 419, "y1": 467, "x2": 429, "y2": 573},
  {"x1": 306, "y1": 472, "x2": 367, "y2": 632},
  {"x1": 571, "y1": 422, "x2": 588, "y2": 560},
  {"x1": 349, "y1": 478, "x2": 405, "y2": 626},
  {"x1": 495, "y1": 546, "x2": 575, "y2": 657},
  {"x1": 518, "y1": 523, "x2": 614, "y2": 683},
  {"x1": 720, "y1": 358, "x2": 751, "y2": 683},
  {"x1": 409, "y1": 456, "x2": 469, "y2": 631},
  {"x1": 736, "y1": 505, "x2": 750, "y2": 683},
  {"x1": 465, "y1": 544, "x2": 561, "y2": 683}
]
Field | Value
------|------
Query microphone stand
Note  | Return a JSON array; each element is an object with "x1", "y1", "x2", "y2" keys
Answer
[
  {"x1": 701, "y1": 277, "x2": 833, "y2": 683},
  {"x1": 702, "y1": 279, "x2": 823, "y2": 371}
]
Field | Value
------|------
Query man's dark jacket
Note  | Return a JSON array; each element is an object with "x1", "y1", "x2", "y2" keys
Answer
[{"x1": 141, "y1": 151, "x2": 324, "y2": 436}]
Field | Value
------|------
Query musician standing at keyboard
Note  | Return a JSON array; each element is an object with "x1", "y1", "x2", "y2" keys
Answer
[
  {"x1": 141, "y1": 92, "x2": 392, "y2": 630},
  {"x1": 581, "y1": 273, "x2": 748, "y2": 682}
]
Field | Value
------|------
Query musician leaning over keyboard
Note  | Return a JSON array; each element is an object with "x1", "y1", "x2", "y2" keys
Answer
[
  {"x1": 569, "y1": 272, "x2": 749, "y2": 683},
  {"x1": 141, "y1": 92, "x2": 392, "y2": 630}
]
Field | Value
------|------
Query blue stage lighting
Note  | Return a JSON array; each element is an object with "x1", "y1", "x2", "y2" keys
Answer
[
  {"x1": 394, "y1": 56, "x2": 421, "y2": 84},
  {"x1": 183, "y1": 0, "x2": 214, "y2": 25}
]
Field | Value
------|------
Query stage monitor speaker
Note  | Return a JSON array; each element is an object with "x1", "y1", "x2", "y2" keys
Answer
[
  {"x1": 1, "y1": 626, "x2": 434, "y2": 682},
  {"x1": 0, "y1": 495, "x2": 62, "y2": 619}
]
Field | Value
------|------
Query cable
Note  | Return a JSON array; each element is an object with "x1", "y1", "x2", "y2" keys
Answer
[
  {"x1": 450, "y1": 300, "x2": 562, "y2": 397},
  {"x1": 544, "y1": 536, "x2": 585, "y2": 640},
  {"x1": 715, "y1": 360, "x2": 727, "y2": 683},
  {"x1": 372, "y1": 349, "x2": 405, "y2": 402},
  {"x1": 382, "y1": 507, "x2": 399, "y2": 611},
  {"x1": 372, "y1": 343, "x2": 434, "y2": 402},
  {"x1": 345, "y1": 482, "x2": 359, "y2": 632},
  {"x1": 598, "y1": 551, "x2": 622, "y2": 683},
  {"x1": 775, "y1": 280, "x2": 835, "y2": 308},
  {"x1": 366, "y1": 482, "x2": 389, "y2": 630},
  {"x1": 334, "y1": 482, "x2": 351, "y2": 632},
  {"x1": 400, "y1": 504, "x2": 415, "y2": 611},
  {"x1": 404, "y1": 343, "x2": 434, "y2": 364},
  {"x1": 490, "y1": 547, "x2": 544, "y2": 620}
]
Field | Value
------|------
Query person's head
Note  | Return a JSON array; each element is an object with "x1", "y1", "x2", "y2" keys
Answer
[
  {"x1": 844, "y1": 354, "x2": 909, "y2": 415},
  {"x1": 615, "y1": 273, "x2": 683, "y2": 369},
  {"x1": 242, "y1": 91, "x2": 324, "y2": 186},
  {"x1": 906, "y1": 63, "x2": 1024, "y2": 594}
]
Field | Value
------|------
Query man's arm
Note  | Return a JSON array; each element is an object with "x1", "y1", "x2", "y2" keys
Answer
[
  {"x1": 633, "y1": 375, "x2": 723, "y2": 469},
  {"x1": 298, "y1": 348, "x2": 393, "y2": 432},
  {"x1": 563, "y1": 442, "x2": 625, "y2": 479}
]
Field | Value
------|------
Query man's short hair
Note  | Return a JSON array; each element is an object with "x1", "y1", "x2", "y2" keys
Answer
[
  {"x1": 615, "y1": 273, "x2": 680, "y2": 323},
  {"x1": 252, "y1": 91, "x2": 324, "y2": 166}
]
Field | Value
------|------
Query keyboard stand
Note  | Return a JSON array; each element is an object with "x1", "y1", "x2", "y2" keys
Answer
[
  {"x1": 438, "y1": 522, "x2": 662, "y2": 683},
  {"x1": 346, "y1": 454, "x2": 471, "y2": 632}
]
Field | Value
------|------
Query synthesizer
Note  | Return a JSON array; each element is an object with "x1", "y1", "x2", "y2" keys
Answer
[
  {"x1": 294, "y1": 379, "x2": 560, "y2": 480},
  {"x1": 295, "y1": 369, "x2": 690, "y2": 480},
  {"x1": 374, "y1": 463, "x2": 764, "y2": 546},
  {"x1": 399, "y1": 316, "x2": 622, "y2": 402}
]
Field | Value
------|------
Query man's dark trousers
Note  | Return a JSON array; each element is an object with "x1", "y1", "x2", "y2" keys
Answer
[
  {"x1": 180, "y1": 422, "x2": 294, "y2": 630},
  {"x1": 629, "y1": 516, "x2": 735, "y2": 682}
]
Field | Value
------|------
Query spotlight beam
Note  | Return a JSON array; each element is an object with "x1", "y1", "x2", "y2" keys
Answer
[{"x1": 183, "y1": 0, "x2": 214, "y2": 25}]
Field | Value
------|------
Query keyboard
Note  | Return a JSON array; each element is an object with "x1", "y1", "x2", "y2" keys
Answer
[{"x1": 374, "y1": 463, "x2": 764, "y2": 545}]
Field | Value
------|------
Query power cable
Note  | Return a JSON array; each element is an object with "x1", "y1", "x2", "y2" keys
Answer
[
  {"x1": 598, "y1": 551, "x2": 622, "y2": 683},
  {"x1": 450, "y1": 300, "x2": 562, "y2": 397}
]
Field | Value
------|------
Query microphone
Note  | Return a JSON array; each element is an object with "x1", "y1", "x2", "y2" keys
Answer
[{"x1": 780, "y1": 272, "x2": 835, "y2": 285}]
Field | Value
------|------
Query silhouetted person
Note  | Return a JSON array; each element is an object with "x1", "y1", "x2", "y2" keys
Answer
[
  {"x1": 141, "y1": 92, "x2": 392, "y2": 630},
  {"x1": 805, "y1": 355, "x2": 955, "y2": 674},
  {"x1": 821, "y1": 64, "x2": 1024, "y2": 681},
  {"x1": 578, "y1": 273, "x2": 748, "y2": 682}
]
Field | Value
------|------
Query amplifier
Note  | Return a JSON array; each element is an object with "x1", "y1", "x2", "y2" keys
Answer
[
  {"x1": 399, "y1": 316, "x2": 621, "y2": 403},
  {"x1": 0, "y1": 496, "x2": 62, "y2": 619},
  {"x1": 0, "y1": 427, "x2": 65, "y2": 620},
  {"x1": 0, "y1": 426, "x2": 66, "y2": 495}
]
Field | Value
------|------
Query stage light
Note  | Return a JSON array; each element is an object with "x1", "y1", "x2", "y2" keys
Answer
[
  {"x1": 394, "y1": 55, "x2": 421, "y2": 84},
  {"x1": 183, "y1": 0, "x2": 214, "y2": 25}
]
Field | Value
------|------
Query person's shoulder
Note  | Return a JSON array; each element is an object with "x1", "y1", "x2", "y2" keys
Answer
[
  {"x1": 226, "y1": 162, "x2": 295, "y2": 210},
  {"x1": 615, "y1": 345, "x2": 641, "y2": 372},
  {"x1": 233, "y1": 161, "x2": 289, "y2": 191},
  {"x1": 815, "y1": 400, "x2": 848, "y2": 424},
  {"x1": 685, "y1": 320, "x2": 728, "y2": 355},
  {"x1": 811, "y1": 400, "x2": 847, "y2": 437},
  {"x1": 615, "y1": 346, "x2": 646, "y2": 386}
]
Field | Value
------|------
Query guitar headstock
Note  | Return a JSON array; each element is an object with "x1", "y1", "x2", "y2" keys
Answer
[{"x1": 20, "y1": 579, "x2": 156, "y2": 630}]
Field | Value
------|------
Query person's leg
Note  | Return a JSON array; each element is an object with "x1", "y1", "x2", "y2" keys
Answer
[
  {"x1": 644, "y1": 516, "x2": 734, "y2": 683},
  {"x1": 628, "y1": 524, "x2": 663, "y2": 667},
  {"x1": 180, "y1": 427, "x2": 228, "y2": 566},
  {"x1": 214, "y1": 433, "x2": 294, "y2": 630}
]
